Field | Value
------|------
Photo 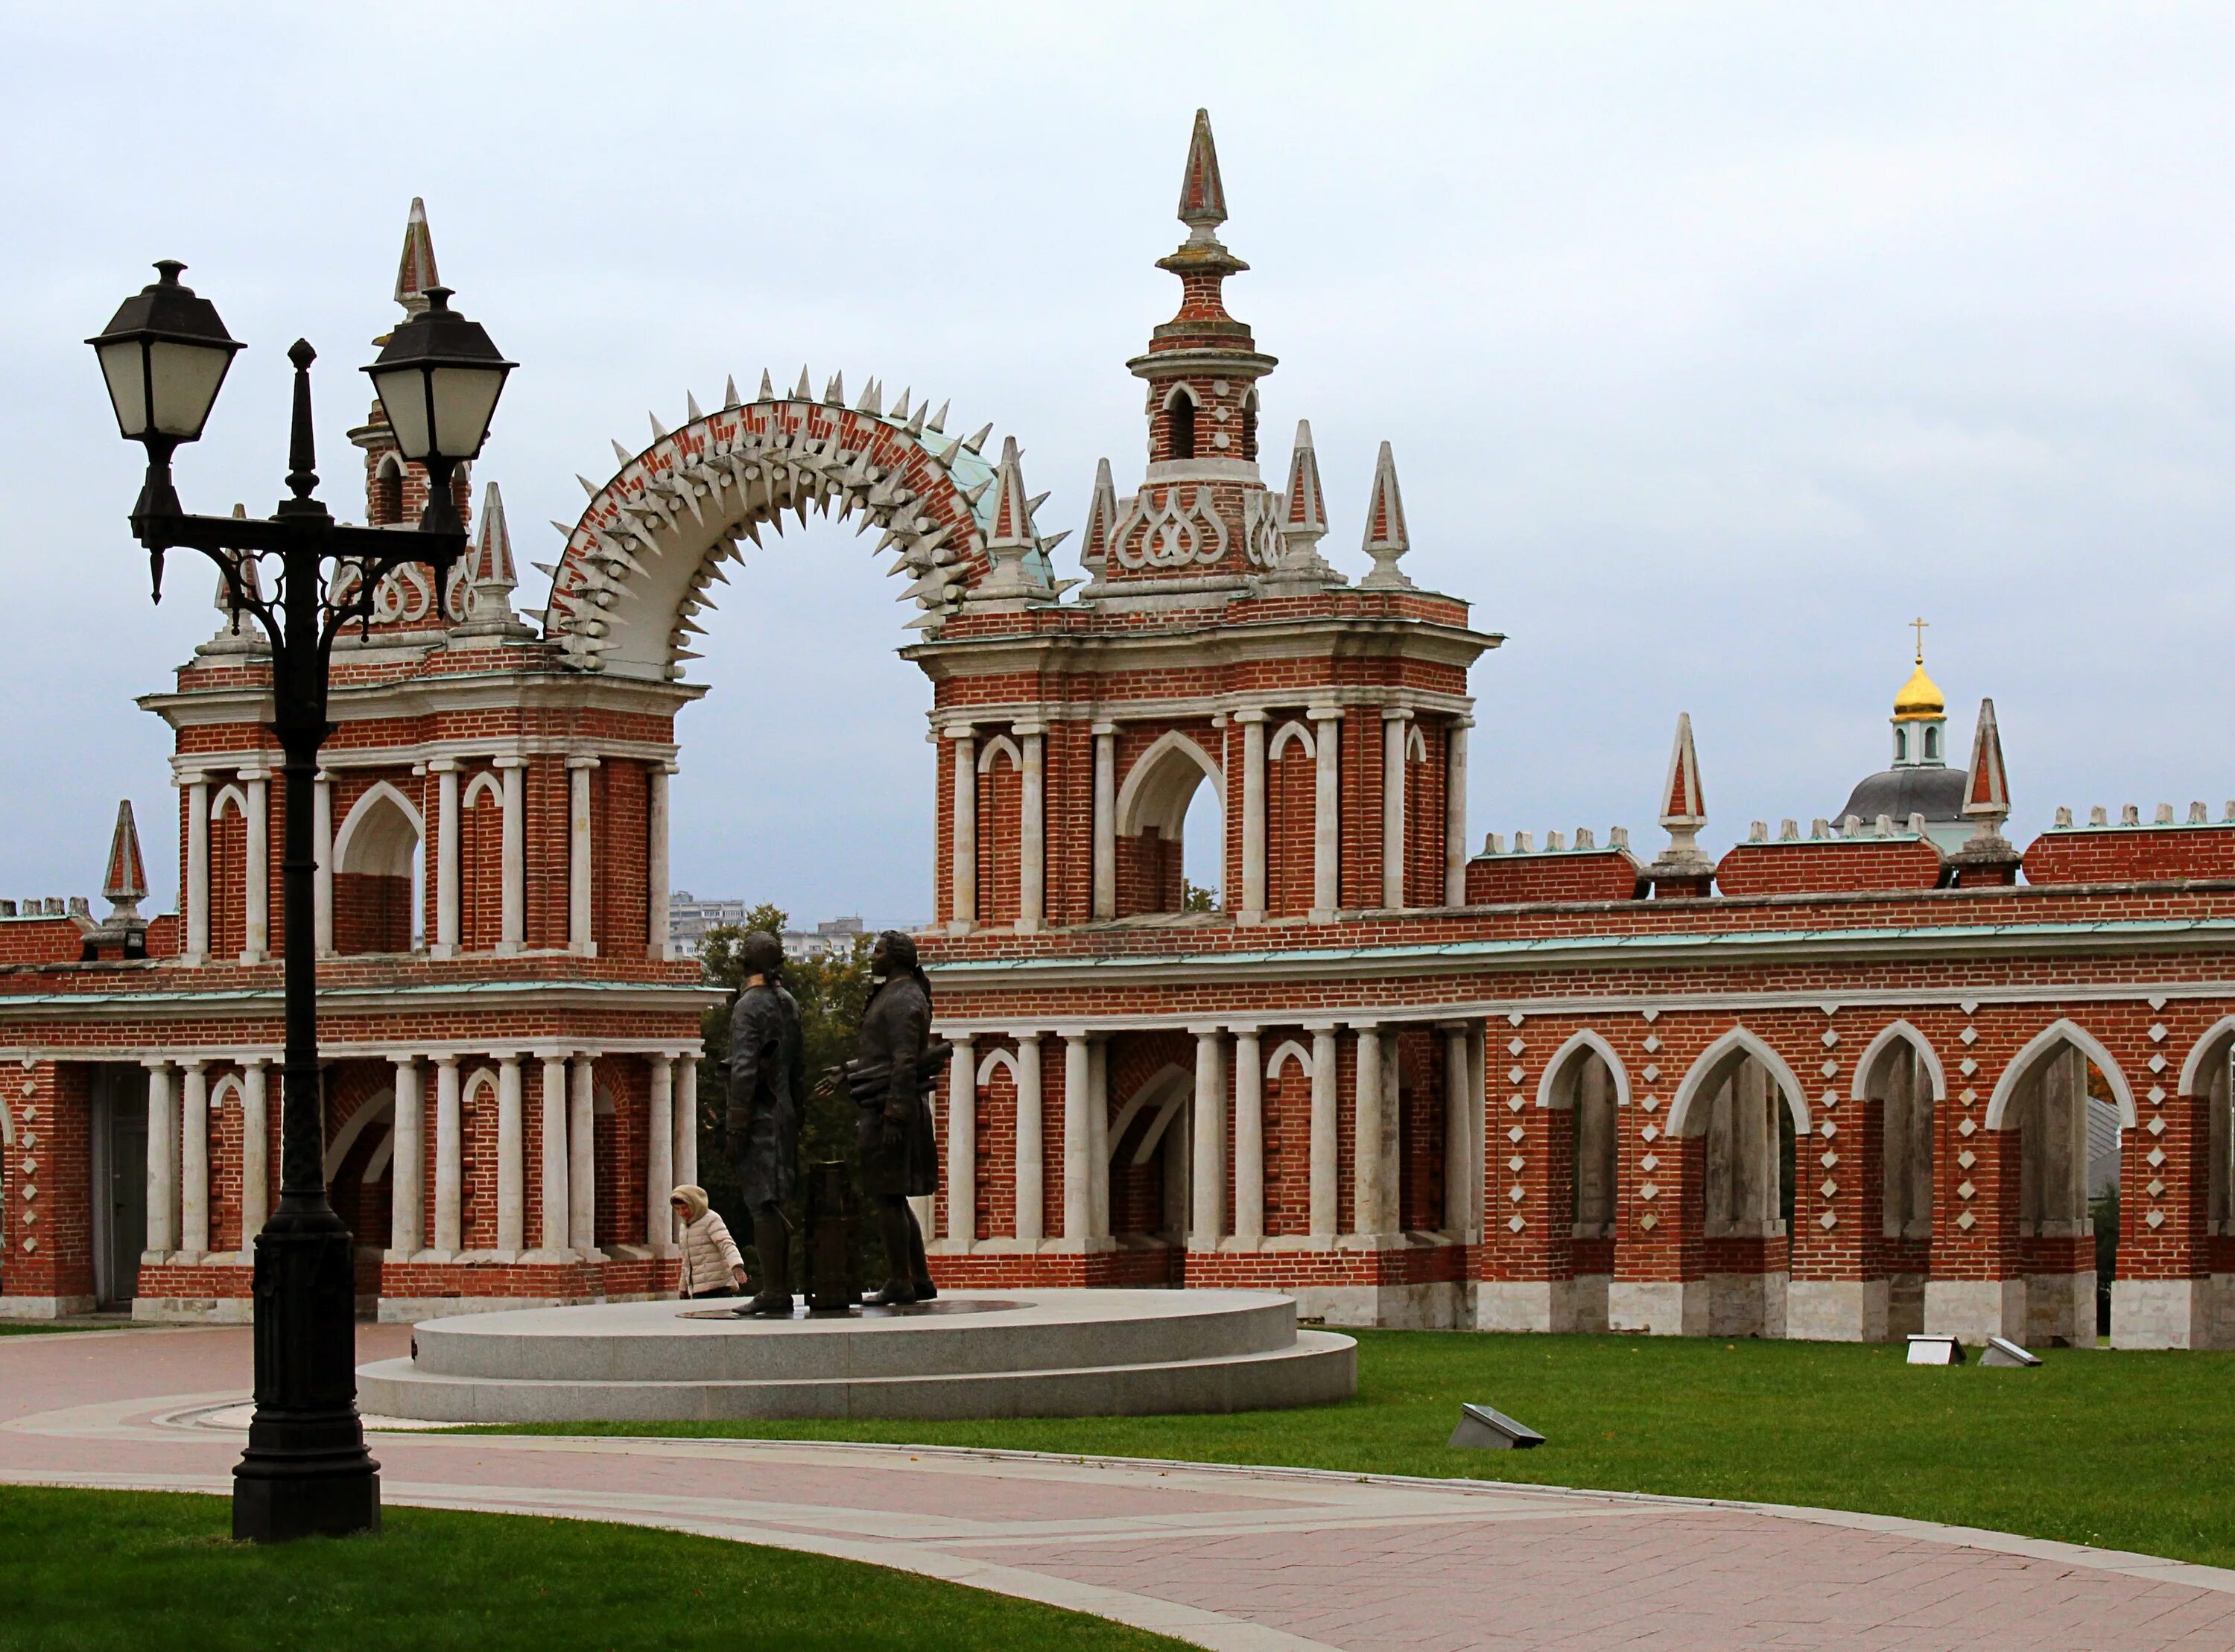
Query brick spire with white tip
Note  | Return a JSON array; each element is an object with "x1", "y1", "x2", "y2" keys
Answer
[
  {"x1": 1359, "y1": 441, "x2": 1413, "y2": 588},
  {"x1": 1647, "y1": 712, "x2": 1715, "y2": 896}
]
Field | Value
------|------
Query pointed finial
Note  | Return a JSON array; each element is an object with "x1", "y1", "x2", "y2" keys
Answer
[
  {"x1": 793, "y1": 366, "x2": 812, "y2": 401},
  {"x1": 103, "y1": 800, "x2": 148, "y2": 914},
  {"x1": 722, "y1": 375, "x2": 740, "y2": 410},
  {"x1": 1646, "y1": 713, "x2": 1715, "y2": 892},
  {"x1": 1178, "y1": 109, "x2": 1229, "y2": 244},
  {"x1": 1276, "y1": 419, "x2": 1337, "y2": 580},
  {"x1": 394, "y1": 197, "x2": 440, "y2": 315},
  {"x1": 1359, "y1": 441, "x2": 1413, "y2": 588},
  {"x1": 1080, "y1": 457, "x2": 1120, "y2": 578},
  {"x1": 976, "y1": 436, "x2": 1053, "y2": 600},
  {"x1": 1962, "y1": 697, "x2": 2011, "y2": 829}
]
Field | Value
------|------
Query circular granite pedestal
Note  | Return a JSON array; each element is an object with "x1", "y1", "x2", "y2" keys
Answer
[{"x1": 357, "y1": 1289, "x2": 1355, "y2": 1423}]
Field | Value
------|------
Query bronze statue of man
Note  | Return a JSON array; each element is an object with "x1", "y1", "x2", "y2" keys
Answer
[
  {"x1": 726, "y1": 929, "x2": 805, "y2": 1315},
  {"x1": 848, "y1": 930, "x2": 944, "y2": 1305}
]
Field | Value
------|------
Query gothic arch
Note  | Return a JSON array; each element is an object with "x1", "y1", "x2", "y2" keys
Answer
[
  {"x1": 462, "y1": 770, "x2": 502, "y2": 809},
  {"x1": 1849, "y1": 1020, "x2": 1948, "y2": 1102},
  {"x1": 1985, "y1": 1020, "x2": 2137, "y2": 1130},
  {"x1": 333, "y1": 781, "x2": 425, "y2": 877},
  {"x1": 1267, "y1": 719, "x2": 1315, "y2": 761},
  {"x1": 1109, "y1": 1062, "x2": 1189, "y2": 1164},
  {"x1": 1115, "y1": 731, "x2": 1223, "y2": 840},
  {"x1": 324, "y1": 1087, "x2": 393, "y2": 1182},
  {"x1": 975, "y1": 735, "x2": 1023, "y2": 774},
  {"x1": 1405, "y1": 723, "x2": 1428, "y2": 763},
  {"x1": 1666, "y1": 1028, "x2": 1810, "y2": 1137},
  {"x1": 1266, "y1": 1038, "x2": 1313, "y2": 1079},
  {"x1": 547, "y1": 380, "x2": 1052, "y2": 679},
  {"x1": 975, "y1": 1046, "x2": 1021, "y2": 1089},
  {"x1": 1535, "y1": 1029, "x2": 1634, "y2": 1111},
  {"x1": 2178, "y1": 1014, "x2": 2235, "y2": 1096}
]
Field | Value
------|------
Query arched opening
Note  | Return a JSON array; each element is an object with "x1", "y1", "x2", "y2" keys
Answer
[
  {"x1": 1894, "y1": 727, "x2": 1909, "y2": 763},
  {"x1": 372, "y1": 454, "x2": 404, "y2": 527},
  {"x1": 1265, "y1": 719, "x2": 1316, "y2": 916},
  {"x1": 461, "y1": 1067, "x2": 498, "y2": 1249},
  {"x1": 324, "y1": 1073, "x2": 393, "y2": 1266},
  {"x1": 1670, "y1": 1033, "x2": 1807, "y2": 1338},
  {"x1": 1240, "y1": 389, "x2": 1258, "y2": 463},
  {"x1": 209, "y1": 785, "x2": 247, "y2": 961},
  {"x1": 2181, "y1": 1023, "x2": 2235, "y2": 1252},
  {"x1": 1104, "y1": 1048, "x2": 1192, "y2": 1277},
  {"x1": 975, "y1": 736, "x2": 1024, "y2": 925},
  {"x1": 1924, "y1": 725, "x2": 1941, "y2": 762},
  {"x1": 1264, "y1": 1038, "x2": 1313, "y2": 1237},
  {"x1": 1857, "y1": 1025, "x2": 1938, "y2": 1338},
  {"x1": 1994, "y1": 1026, "x2": 2129, "y2": 1345},
  {"x1": 1539, "y1": 1032, "x2": 1627, "y2": 1333},
  {"x1": 460, "y1": 771, "x2": 504, "y2": 953},
  {"x1": 332, "y1": 783, "x2": 423, "y2": 955},
  {"x1": 1164, "y1": 386, "x2": 1198, "y2": 462},
  {"x1": 1115, "y1": 731, "x2": 1223, "y2": 917}
]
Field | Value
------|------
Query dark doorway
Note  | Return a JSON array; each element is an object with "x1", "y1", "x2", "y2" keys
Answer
[{"x1": 90, "y1": 1066, "x2": 147, "y2": 1308}]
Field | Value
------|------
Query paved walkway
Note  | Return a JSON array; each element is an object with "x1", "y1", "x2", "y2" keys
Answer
[{"x1": 4, "y1": 1324, "x2": 2232, "y2": 1651}]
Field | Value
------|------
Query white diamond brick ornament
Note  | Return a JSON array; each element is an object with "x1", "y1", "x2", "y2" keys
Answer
[
  {"x1": 1639, "y1": 1184, "x2": 1660, "y2": 1201},
  {"x1": 1821, "y1": 1059, "x2": 1838, "y2": 1078},
  {"x1": 1822, "y1": 1090, "x2": 1837, "y2": 1109},
  {"x1": 2149, "y1": 1087, "x2": 2166, "y2": 1105},
  {"x1": 2147, "y1": 1178, "x2": 2166, "y2": 1198},
  {"x1": 1643, "y1": 1065, "x2": 1661, "y2": 1083},
  {"x1": 1819, "y1": 1210, "x2": 1838, "y2": 1230},
  {"x1": 2149, "y1": 994, "x2": 2168, "y2": 1011},
  {"x1": 1508, "y1": 1011, "x2": 1526, "y2": 1026},
  {"x1": 1507, "y1": 1124, "x2": 1527, "y2": 1144},
  {"x1": 1960, "y1": 1058, "x2": 1978, "y2": 1076},
  {"x1": 2149, "y1": 1023, "x2": 2168, "y2": 1043},
  {"x1": 1640, "y1": 1211, "x2": 1659, "y2": 1230},
  {"x1": 2147, "y1": 1209, "x2": 2167, "y2": 1229},
  {"x1": 1641, "y1": 1096, "x2": 1658, "y2": 1111},
  {"x1": 1507, "y1": 1215, "x2": 1526, "y2": 1233},
  {"x1": 1960, "y1": 1089, "x2": 1976, "y2": 1105},
  {"x1": 1508, "y1": 1096, "x2": 1525, "y2": 1111},
  {"x1": 2148, "y1": 1116, "x2": 2167, "y2": 1136},
  {"x1": 1821, "y1": 1120, "x2": 1837, "y2": 1138},
  {"x1": 1821, "y1": 1179, "x2": 1839, "y2": 1199},
  {"x1": 1508, "y1": 1066, "x2": 1526, "y2": 1084},
  {"x1": 1822, "y1": 1029, "x2": 1839, "y2": 1047},
  {"x1": 1507, "y1": 1037, "x2": 1527, "y2": 1057},
  {"x1": 1958, "y1": 1181, "x2": 1976, "y2": 1201},
  {"x1": 1641, "y1": 1124, "x2": 1659, "y2": 1142},
  {"x1": 1957, "y1": 1210, "x2": 1976, "y2": 1230},
  {"x1": 2148, "y1": 1147, "x2": 2166, "y2": 1167},
  {"x1": 2149, "y1": 1054, "x2": 2168, "y2": 1073},
  {"x1": 1819, "y1": 1149, "x2": 1839, "y2": 1169},
  {"x1": 18, "y1": 1238, "x2": 31, "y2": 1253},
  {"x1": 1641, "y1": 1007, "x2": 1660, "y2": 1023},
  {"x1": 1640, "y1": 1153, "x2": 1659, "y2": 1172},
  {"x1": 1642, "y1": 1035, "x2": 1661, "y2": 1054},
  {"x1": 1959, "y1": 1116, "x2": 1977, "y2": 1137},
  {"x1": 1507, "y1": 1154, "x2": 1526, "y2": 1172},
  {"x1": 1958, "y1": 1149, "x2": 1976, "y2": 1169},
  {"x1": 1509, "y1": 1186, "x2": 1527, "y2": 1203},
  {"x1": 1960, "y1": 1000, "x2": 1979, "y2": 1016},
  {"x1": 1959, "y1": 1026, "x2": 1979, "y2": 1046}
]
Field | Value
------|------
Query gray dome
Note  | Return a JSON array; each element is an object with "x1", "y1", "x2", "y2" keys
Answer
[{"x1": 1835, "y1": 766, "x2": 1968, "y2": 828}]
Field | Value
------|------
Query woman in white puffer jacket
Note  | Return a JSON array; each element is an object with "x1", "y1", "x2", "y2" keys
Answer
[{"x1": 670, "y1": 1184, "x2": 748, "y2": 1299}]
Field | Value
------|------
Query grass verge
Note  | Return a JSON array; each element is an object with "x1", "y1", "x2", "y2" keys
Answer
[
  {"x1": 477, "y1": 1329, "x2": 2235, "y2": 1569},
  {"x1": 0, "y1": 1486, "x2": 1188, "y2": 1651}
]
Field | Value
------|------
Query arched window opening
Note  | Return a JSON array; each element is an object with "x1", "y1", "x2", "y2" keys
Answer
[
  {"x1": 1165, "y1": 387, "x2": 1197, "y2": 462},
  {"x1": 1894, "y1": 727, "x2": 1909, "y2": 763},
  {"x1": 1670, "y1": 1034, "x2": 1806, "y2": 1340},
  {"x1": 332, "y1": 784, "x2": 424, "y2": 955},
  {"x1": 1924, "y1": 726, "x2": 1940, "y2": 762},
  {"x1": 2006, "y1": 1038, "x2": 2123, "y2": 1345},
  {"x1": 1114, "y1": 732, "x2": 1223, "y2": 917},
  {"x1": 1181, "y1": 784, "x2": 1223, "y2": 912},
  {"x1": 1860, "y1": 1029, "x2": 1936, "y2": 1338},
  {"x1": 1240, "y1": 390, "x2": 1258, "y2": 463},
  {"x1": 373, "y1": 455, "x2": 404, "y2": 527}
]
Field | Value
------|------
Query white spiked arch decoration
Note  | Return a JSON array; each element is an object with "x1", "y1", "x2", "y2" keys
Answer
[{"x1": 541, "y1": 374, "x2": 1056, "y2": 679}]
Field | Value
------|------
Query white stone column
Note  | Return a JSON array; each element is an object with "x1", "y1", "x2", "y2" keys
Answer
[
  {"x1": 647, "y1": 762, "x2": 673, "y2": 960},
  {"x1": 1382, "y1": 708, "x2": 1412, "y2": 909},
  {"x1": 239, "y1": 1058, "x2": 269, "y2": 1246},
  {"x1": 569, "y1": 1053, "x2": 599, "y2": 1256},
  {"x1": 1238, "y1": 711, "x2": 1268, "y2": 922},
  {"x1": 947, "y1": 725, "x2": 977, "y2": 933},
  {"x1": 1309, "y1": 707, "x2": 1342, "y2": 918},
  {"x1": 495, "y1": 1055, "x2": 524, "y2": 1254},
  {"x1": 431, "y1": 759, "x2": 460, "y2": 957},
  {"x1": 1091, "y1": 722, "x2": 1118, "y2": 921},
  {"x1": 1191, "y1": 1026, "x2": 1226, "y2": 1245},
  {"x1": 1445, "y1": 719, "x2": 1471, "y2": 906},
  {"x1": 567, "y1": 757, "x2": 598, "y2": 957},
  {"x1": 947, "y1": 1034, "x2": 977, "y2": 1244},
  {"x1": 647, "y1": 1053, "x2": 675, "y2": 1250},
  {"x1": 389, "y1": 1055, "x2": 422, "y2": 1257},
  {"x1": 1309, "y1": 1024, "x2": 1339, "y2": 1239},
  {"x1": 674, "y1": 1055, "x2": 699, "y2": 1195},
  {"x1": 1063, "y1": 1034, "x2": 1091, "y2": 1241},
  {"x1": 183, "y1": 773, "x2": 209, "y2": 963},
  {"x1": 1354, "y1": 1026, "x2": 1386, "y2": 1236},
  {"x1": 1088, "y1": 1038, "x2": 1111, "y2": 1238},
  {"x1": 240, "y1": 769, "x2": 269, "y2": 963},
  {"x1": 433, "y1": 1054, "x2": 462, "y2": 1255},
  {"x1": 1234, "y1": 1029, "x2": 1264, "y2": 1242},
  {"x1": 1015, "y1": 1032, "x2": 1044, "y2": 1246},
  {"x1": 537, "y1": 1052, "x2": 571, "y2": 1254},
  {"x1": 143, "y1": 1060, "x2": 177, "y2": 1254},
  {"x1": 1443, "y1": 1023, "x2": 1474, "y2": 1235},
  {"x1": 496, "y1": 757, "x2": 525, "y2": 953},
  {"x1": 1016, "y1": 723, "x2": 1044, "y2": 932},
  {"x1": 178, "y1": 1060, "x2": 209, "y2": 1257},
  {"x1": 312, "y1": 770, "x2": 334, "y2": 955}
]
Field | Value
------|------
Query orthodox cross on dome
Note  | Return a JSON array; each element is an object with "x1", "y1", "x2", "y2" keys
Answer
[
  {"x1": 1910, "y1": 614, "x2": 1929, "y2": 663},
  {"x1": 394, "y1": 197, "x2": 439, "y2": 317}
]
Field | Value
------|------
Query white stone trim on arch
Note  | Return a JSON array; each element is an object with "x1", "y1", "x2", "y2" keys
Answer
[
  {"x1": 1115, "y1": 730, "x2": 1223, "y2": 840},
  {"x1": 1108, "y1": 1062, "x2": 1189, "y2": 1165},
  {"x1": 975, "y1": 1046, "x2": 1021, "y2": 1089},
  {"x1": 1267, "y1": 719, "x2": 1316, "y2": 762},
  {"x1": 1985, "y1": 1019, "x2": 2137, "y2": 1131},
  {"x1": 332, "y1": 780, "x2": 425, "y2": 878},
  {"x1": 974, "y1": 734, "x2": 1023, "y2": 774},
  {"x1": 1666, "y1": 1028, "x2": 1810, "y2": 1138},
  {"x1": 1266, "y1": 1038, "x2": 1313, "y2": 1080},
  {"x1": 1849, "y1": 1020, "x2": 1948, "y2": 1102},
  {"x1": 0, "y1": 1094, "x2": 13, "y2": 1150},
  {"x1": 324, "y1": 1087, "x2": 394, "y2": 1182},
  {"x1": 209, "y1": 1073, "x2": 246, "y2": 1116},
  {"x1": 462, "y1": 770, "x2": 503, "y2": 809},
  {"x1": 1161, "y1": 383, "x2": 1200, "y2": 410},
  {"x1": 2178, "y1": 1014, "x2": 2235, "y2": 1097},
  {"x1": 211, "y1": 783, "x2": 248, "y2": 821},
  {"x1": 1535, "y1": 1029, "x2": 1634, "y2": 1112},
  {"x1": 1405, "y1": 723, "x2": 1428, "y2": 763},
  {"x1": 463, "y1": 1065, "x2": 500, "y2": 1105}
]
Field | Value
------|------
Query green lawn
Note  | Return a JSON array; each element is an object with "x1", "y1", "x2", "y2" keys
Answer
[
  {"x1": 0, "y1": 1323, "x2": 98, "y2": 1335},
  {"x1": 0, "y1": 1487, "x2": 1187, "y2": 1651},
  {"x1": 482, "y1": 1329, "x2": 2235, "y2": 1571}
]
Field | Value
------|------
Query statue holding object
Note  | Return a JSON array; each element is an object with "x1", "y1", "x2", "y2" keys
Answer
[{"x1": 845, "y1": 930, "x2": 950, "y2": 1306}]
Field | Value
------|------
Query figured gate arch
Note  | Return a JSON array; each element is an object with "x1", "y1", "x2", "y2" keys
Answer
[{"x1": 542, "y1": 374, "x2": 1066, "y2": 679}]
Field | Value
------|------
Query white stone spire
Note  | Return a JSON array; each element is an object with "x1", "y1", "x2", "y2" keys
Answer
[{"x1": 1359, "y1": 441, "x2": 1413, "y2": 588}]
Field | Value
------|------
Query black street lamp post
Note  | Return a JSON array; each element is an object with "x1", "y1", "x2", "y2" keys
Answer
[{"x1": 89, "y1": 261, "x2": 513, "y2": 1543}]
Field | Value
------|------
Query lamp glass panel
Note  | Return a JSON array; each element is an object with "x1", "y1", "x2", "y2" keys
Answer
[
  {"x1": 428, "y1": 365, "x2": 507, "y2": 459},
  {"x1": 371, "y1": 366, "x2": 432, "y2": 460},
  {"x1": 97, "y1": 340, "x2": 150, "y2": 438},
  {"x1": 146, "y1": 340, "x2": 232, "y2": 439}
]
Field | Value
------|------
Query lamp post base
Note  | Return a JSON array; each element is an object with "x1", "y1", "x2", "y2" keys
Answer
[{"x1": 230, "y1": 1214, "x2": 382, "y2": 1543}]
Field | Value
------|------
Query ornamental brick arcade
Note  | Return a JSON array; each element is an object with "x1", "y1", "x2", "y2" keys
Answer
[{"x1": 4, "y1": 115, "x2": 2233, "y2": 1349}]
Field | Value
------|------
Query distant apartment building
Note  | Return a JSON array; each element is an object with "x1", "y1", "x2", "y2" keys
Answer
[{"x1": 666, "y1": 898, "x2": 876, "y2": 964}]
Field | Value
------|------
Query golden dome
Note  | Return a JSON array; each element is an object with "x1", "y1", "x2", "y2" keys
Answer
[{"x1": 1892, "y1": 658, "x2": 1944, "y2": 722}]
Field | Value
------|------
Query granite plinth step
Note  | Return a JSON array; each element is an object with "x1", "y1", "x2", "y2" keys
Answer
[{"x1": 357, "y1": 1289, "x2": 1357, "y2": 1422}]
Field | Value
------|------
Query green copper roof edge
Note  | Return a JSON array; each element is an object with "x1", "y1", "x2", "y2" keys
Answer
[{"x1": 0, "y1": 979, "x2": 722, "y2": 1011}]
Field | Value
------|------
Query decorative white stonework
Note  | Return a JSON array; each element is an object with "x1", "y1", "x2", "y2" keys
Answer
[
  {"x1": 1506, "y1": 1124, "x2": 1526, "y2": 1145},
  {"x1": 1960, "y1": 1088, "x2": 1976, "y2": 1105},
  {"x1": 1959, "y1": 1026, "x2": 1978, "y2": 1045},
  {"x1": 1507, "y1": 1096, "x2": 1525, "y2": 1111},
  {"x1": 1638, "y1": 1183, "x2": 1659, "y2": 1201},
  {"x1": 1957, "y1": 1181, "x2": 1976, "y2": 1200},
  {"x1": 1507, "y1": 1065, "x2": 1525, "y2": 1084},
  {"x1": 1958, "y1": 1149, "x2": 1976, "y2": 1169},
  {"x1": 1819, "y1": 1149, "x2": 1838, "y2": 1169},
  {"x1": 1640, "y1": 1096, "x2": 1658, "y2": 1111},
  {"x1": 1960, "y1": 1057, "x2": 1979, "y2": 1076},
  {"x1": 1641, "y1": 1035, "x2": 1660, "y2": 1054},
  {"x1": 2149, "y1": 1023, "x2": 2168, "y2": 1043},
  {"x1": 1819, "y1": 1210, "x2": 1837, "y2": 1230},
  {"x1": 1506, "y1": 1154, "x2": 1524, "y2": 1172},
  {"x1": 1821, "y1": 1120, "x2": 1838, "y2": 1138},
  {"x1": 1639, "y1": 1211, "x2": 1658, "y2": 1230},
  {"x1": 2149, "y1": 1086, "x2": 2166, "y2": 1105},
  {"x1": 1820, "y1": 1059, "x2": 1837, "y2": 1078},
  {"x1": 1508, "y1": 1185, "x2": 1526, "y2": 1203},
  {"x1": 1641, "y1": 1124, "x2": 1659, "y2": 1142},
  {"x1": 2148, "y1": 1146, "x2": 2166, "y2": 1167},
  {"x1": 1821, "y1": 1029, "x2": 1839, "y2": 1047},
  {"x1": 1506, "y1": 1037, "x2": 1526, "y2": 1057},
  {"x1": 1642, "y1": 1064, "x2": 1661, "y2": 1083},
  {"x1": 2149, "y1": 994, "x2": 2169, "y2": 1011},
  {"x1": 2148, "y1": 1178, "x2": 2166, "y2": 1198},
  {"x1": 2148, "y1": 1115, "x2": 2167, "y2": 1136},
  {"x1": 2147, "y1": 1209, "x2": 2167, "y2": 1228},
  {"x1": 1640, "y1": 1153, "x2": 1659, "y2": 1172},
  {"x1": 1957, "y1": 1210, "x2": 1977, "y2": 1230},
  {"x1": 1507, "y1": 1214, "x2": 1526, "y2": 1233},
  {"x1": 1959, "y1": 1116, "x2": 1977, "y2": 1137},
  {"x1": 1820, "y1": 1179, "x2": 1839, "y2": 1199},
  {"x1": 2149, "y1": 1053, "x2": 2169, "y2": 1073}
]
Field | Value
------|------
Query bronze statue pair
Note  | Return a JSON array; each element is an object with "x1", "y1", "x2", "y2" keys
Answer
[{"x1": 724, "y1": 929, "x2": 946, "y2": 1315}]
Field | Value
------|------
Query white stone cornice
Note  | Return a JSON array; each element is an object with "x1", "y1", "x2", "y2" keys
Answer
[{"x1": 922, "y1": 687, "x2": 1474, "y2": 734}]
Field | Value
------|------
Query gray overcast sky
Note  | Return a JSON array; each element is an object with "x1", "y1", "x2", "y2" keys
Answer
[{"x1": 7, "y1": 4, "x2": 2235, "y2": 924}]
